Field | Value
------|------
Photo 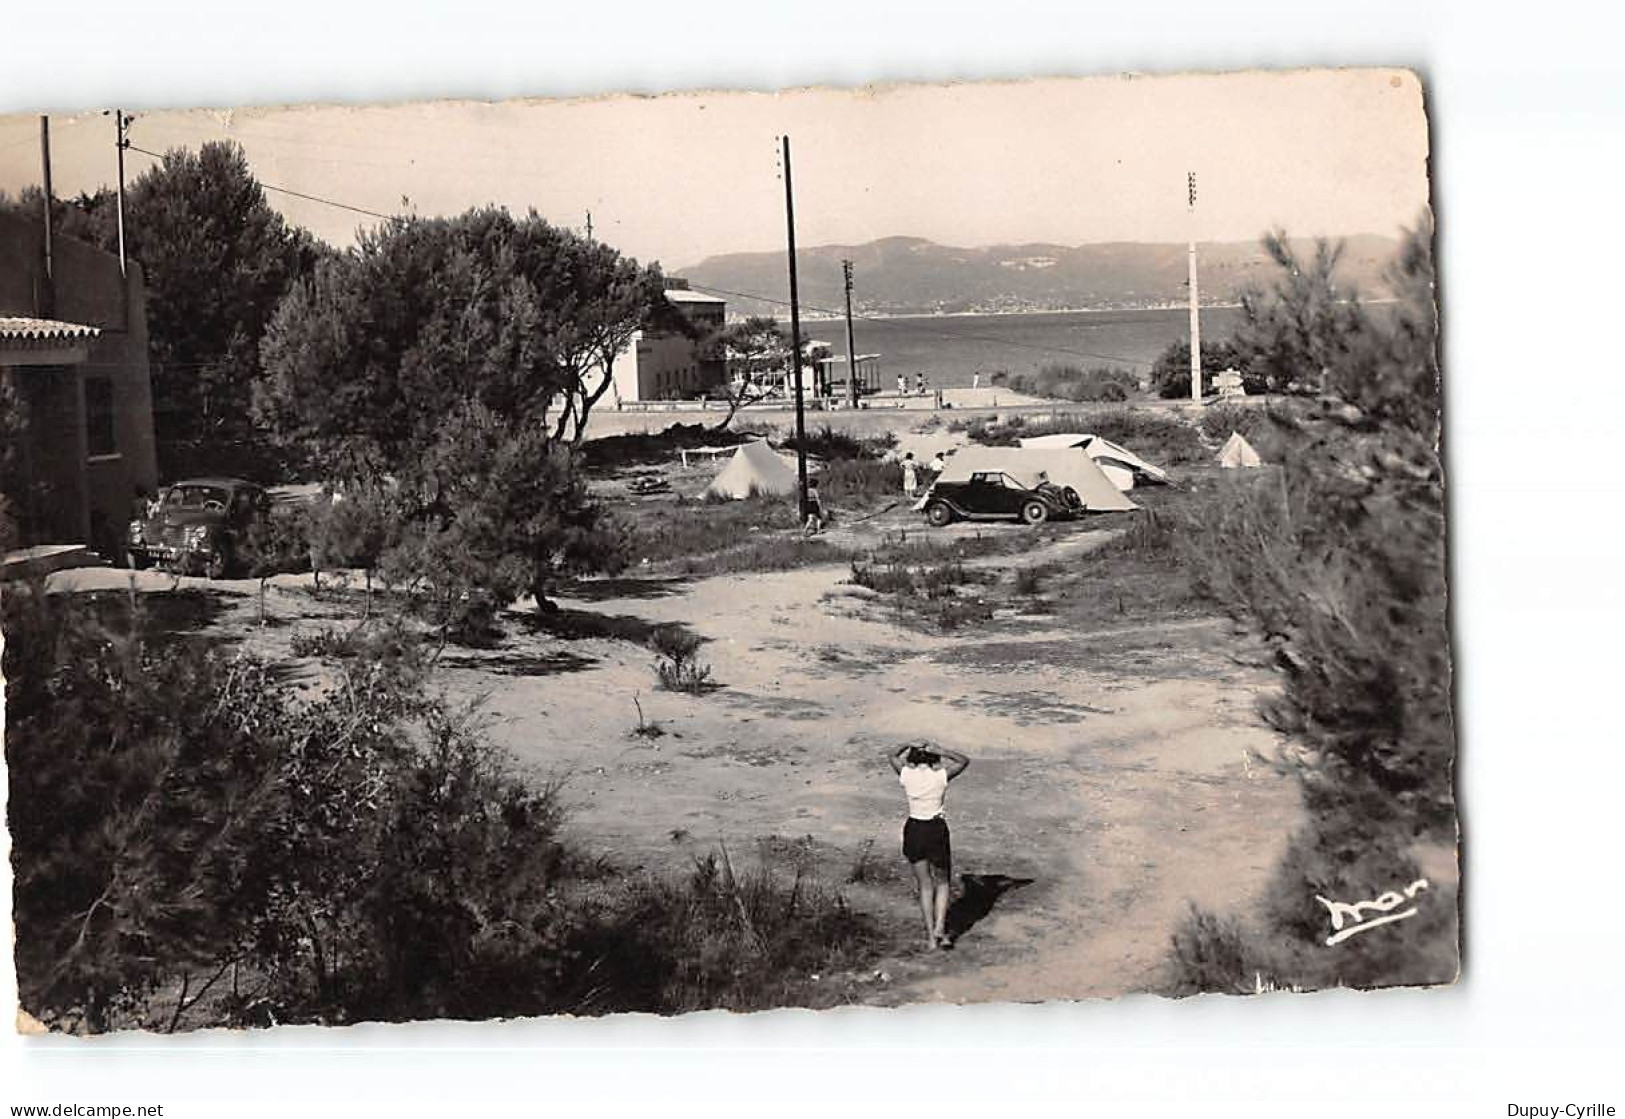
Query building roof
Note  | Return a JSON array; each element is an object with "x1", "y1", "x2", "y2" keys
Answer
[
  {"x1": 664, "y1": 288, "x2": 726, "y2": 306},
  {"x1": 0, "y1": 316, "x2": 101, "y2": 343}
]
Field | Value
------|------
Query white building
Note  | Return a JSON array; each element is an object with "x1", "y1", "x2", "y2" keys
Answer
[{"x1": 609, "y1": 283, "x2": 726, "y2": 403}]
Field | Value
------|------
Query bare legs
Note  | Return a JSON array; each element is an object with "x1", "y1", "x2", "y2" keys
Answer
[
  {"x1": 910, "y1": 859, "x2": 954, "y2": 949},
  {"x1": 911, "y1": 860, "x2": 936, "y2": 948}
]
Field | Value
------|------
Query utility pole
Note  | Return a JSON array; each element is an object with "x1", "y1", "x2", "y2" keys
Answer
[
  {"x1": 114, "y1": 110, "x2": 132, "y2": 277},
  {"x1": 842, "y1": 259, "x2": 859, "y2": 410},
  {"x1": 39, "y1": 116, "x2": 54, "y2": 316},
  {"x1": 781, "y1": 136, "x2": 809, "y2": 517},
  {"x1": 585, "y1": 210, "x2": 593, "y2": 240},
  {"x1": 1187, "y1": 170, "x2": 1202, "y2": 404}
]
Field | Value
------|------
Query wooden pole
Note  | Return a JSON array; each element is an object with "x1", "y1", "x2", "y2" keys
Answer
[
  {"x1": 115, "y1": 110, "x2": 129, "y2": 278},
  {"x1": 842, "y1": 259, "x2": 860, "y2": 410},
  {"x1": 1187, "y1": 171, "x2": 1202, "y2": 404},
  {"x1": 38, "y1": 116, "x2": 54, "y2": 316},
  {"x1": 782, "y1": 136, "x2": 809, "y2": 516}
]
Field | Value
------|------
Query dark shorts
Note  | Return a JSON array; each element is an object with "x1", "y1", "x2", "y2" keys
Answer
[{"x1": 903, "y1": 816, "x2": 952, "y2": 870}]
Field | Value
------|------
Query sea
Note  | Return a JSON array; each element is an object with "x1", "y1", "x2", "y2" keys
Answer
[{"x1": 792, "y1": 305, "x2": 1250, "y2": 388}]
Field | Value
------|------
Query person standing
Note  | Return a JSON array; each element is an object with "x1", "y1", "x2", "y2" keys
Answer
[
  {"x1": 802, "y1": 479, "x2": 824, "y2": 536},
  {"x1": 888, "y1": 743, "x2": 971, "y2": 949},
  {"x1": 914, "y1": 372, "x2": 925, "y2": 397},
  {"x1": 972, "y1": 370, "x2": 981, "y2": 390},
  {"x1": 897, "y1": 373, "x2": 907, "y2": 397},
  {"x1": 901, "y1": 452, "x2": 919, "y2": 500},
  {"x1": 928, "y1": 450, "x2": 947, "y2": 477}
]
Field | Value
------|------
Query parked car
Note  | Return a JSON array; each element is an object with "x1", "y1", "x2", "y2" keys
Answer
[
  {"x1": 127, "y1": 477, "x2": 269, "y2": 578},
  {"x1": 922, "y1": 470, "x2": 1080, "y2": 527}
]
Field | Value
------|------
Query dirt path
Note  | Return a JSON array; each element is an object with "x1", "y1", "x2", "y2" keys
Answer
[{"x1": 48, "y1": 551, "x2": 1299, "y2": 1006}]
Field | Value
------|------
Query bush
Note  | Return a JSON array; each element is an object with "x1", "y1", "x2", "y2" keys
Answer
[
  {"x1": 961, "y1": 407, "x2": 1207, "y2": 465},
  {"x1": 781, "y1": 423, "x2": 893, "y2": 462},
  {"x1": 3, "y1": 584, "x2": 879, "y2": 1031},
  {"x1": 1005, "y1": 363, "x2": 1140, "y2": 403},
  {"x1": 572, "y1": 847, "x2": 877, "y2": 1014},
  {"x1": 819, "y1": 458, "x2": 902, "y2": 507},
  {"x1": 649, "y1": 624, "x2": 715, "y2": 693},
  {"x1": 1150, "y1": 339, "x2": 1251, "y2": 399},
  {"x1": 1161, "y1": 219, "x2": 1456, "y2": 993}
]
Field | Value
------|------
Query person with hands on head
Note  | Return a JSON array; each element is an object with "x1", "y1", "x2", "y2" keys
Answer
[{"x1": 888, "y1": 742, "x2": 970, "y2": 950}]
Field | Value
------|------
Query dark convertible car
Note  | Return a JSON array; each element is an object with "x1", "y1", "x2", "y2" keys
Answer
[
  {"x1": 922, "y1": 470, "x2": 1080, "y2": 527},
  {"x1": 127, "y1": 477, "x2": 269, "y2": 578}
]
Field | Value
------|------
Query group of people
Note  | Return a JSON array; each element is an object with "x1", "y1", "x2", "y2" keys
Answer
[{"x1": 900, "y1": 450, "x2": 949, "y2": 501}]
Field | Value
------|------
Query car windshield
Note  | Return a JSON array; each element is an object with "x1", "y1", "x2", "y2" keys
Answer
[{"x1": 163, "y1": 484, "x2": 231, "y2": 509}]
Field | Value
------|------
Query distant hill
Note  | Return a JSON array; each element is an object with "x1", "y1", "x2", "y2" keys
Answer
[{"x1": 680, "y1": 234, "x2": 1401, "y2": 318}]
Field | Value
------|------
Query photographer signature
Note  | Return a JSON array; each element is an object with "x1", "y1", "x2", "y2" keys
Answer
[{"x1": 1316, "y1": 878, "x2": 1430, "y2": 946}]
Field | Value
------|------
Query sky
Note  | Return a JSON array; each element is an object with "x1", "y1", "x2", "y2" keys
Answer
[{"x1": 0, "y1": 69, "x2": 1429, "y2": 272}]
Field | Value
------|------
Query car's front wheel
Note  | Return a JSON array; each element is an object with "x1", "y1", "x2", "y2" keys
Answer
[
  {"x1": 1021, "y1": 500, "x2": 1049, "y2": 525},
  {"x1": 925, "y1": 502, "x2": 955, "y2": 527}
]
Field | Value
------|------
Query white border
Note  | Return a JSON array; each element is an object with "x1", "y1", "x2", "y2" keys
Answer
[{"x1": 4, "y1": 1, "x2": 1624, "y2": 1111}]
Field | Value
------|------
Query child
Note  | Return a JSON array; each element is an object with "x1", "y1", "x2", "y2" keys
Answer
[{"x1": 902, "y1": 452, "x2": 919, "y2": 500}]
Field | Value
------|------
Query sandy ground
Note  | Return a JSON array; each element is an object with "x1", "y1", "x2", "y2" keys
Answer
[{"x1": 48, "y1": 516, "x2": 1300, "y2": 1008}]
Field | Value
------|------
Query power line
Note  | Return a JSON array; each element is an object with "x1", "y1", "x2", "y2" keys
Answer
[
  {"x1": 684, "y1": 281, "x2": 1156, "y2": 368},
  {"x1": 125, "y1": 143, "x2": 395, "y2": 221},
  {"x1": 117, "y1": 134, "x2": 1156, "y2": 370}
]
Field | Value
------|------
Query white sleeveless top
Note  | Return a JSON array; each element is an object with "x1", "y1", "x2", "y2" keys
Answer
[{"x1": 900, "y1": 765, "x2": 949, "y2": 820}]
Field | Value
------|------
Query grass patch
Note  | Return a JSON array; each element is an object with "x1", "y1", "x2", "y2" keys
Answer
[
  {"x1": 581, "y1": 423, "x2": 750, "y2": 470},
  {"x1": 818, "y1": 458, "x2": 902, "y2": 507},
  {"x1": 573, "y1": 847, "x2": 881, "y2": 1015},
  {"x1": 957, "y1": 406, "x2": 1208, "y2": 465},
  {"x1": 1004, "y1": 363, "x2": 1141, "y2": 403}
]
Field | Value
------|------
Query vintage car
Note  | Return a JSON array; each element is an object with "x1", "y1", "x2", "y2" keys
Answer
[
  {"x1": 127, "y1": 477, "x2": 269, "y2": 578},
  {"x1": 921, "y1": 470, "x2": 1080, "y2": 527}
]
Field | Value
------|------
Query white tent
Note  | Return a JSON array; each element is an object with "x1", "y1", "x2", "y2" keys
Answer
[
  {"x1": 1217, "y1": 432, "x2": 1264, "y2": 469},
  {"x1": 932, "y1": 445, "x2": 1136, "y2": 512},
  {"x1": 1017, "y1": 432, "x2": 1169, "y2": 490},
  {"x1": 704, "y1": 439, "x2": 800, "y2": 499}
]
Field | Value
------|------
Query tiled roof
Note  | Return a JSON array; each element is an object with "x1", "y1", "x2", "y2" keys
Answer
[{"x1": 0, "y1": 316, "x2": 101, "y2": 343}]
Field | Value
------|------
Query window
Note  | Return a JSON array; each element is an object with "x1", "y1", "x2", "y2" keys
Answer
[{"x1": 85, "y1": 376, "x2": 116, "y2": 458}]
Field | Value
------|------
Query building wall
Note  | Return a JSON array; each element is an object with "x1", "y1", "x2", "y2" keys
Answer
[
  {"x1": 609, "y1": 298, "x2": 726, "y2": 402},
  {"x1": 1, "y1": 211, "x2": 159, "y2": 553}
]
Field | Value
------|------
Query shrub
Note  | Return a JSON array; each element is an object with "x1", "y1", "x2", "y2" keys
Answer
[
  {"x1": 781, "y1": 423, "x2": 893, "y2": 462},
  {"x1": 573, "y1": 848, "x2": 877, "y2": 1014},
  {"x1": 1006, "y1": 363, "x2": 1140, "y2": 403},
  {"x1": 1013, "y1": 566, "x2": 1044, "y2": 596},
  {"x1": 818, "y1": 458, "x2": 902, "y2": 507},
  {"x1": 649, "y1": 624, "x2": 715, "y2": 693},
  {"x1": 1161, "y1": 219, "x2": 1456, "y2": 993},
  {"x1": 1150, "y1": 339, "x2": 1250, "y2": 399},
  {"x1": 4, "y1": 584, "x2": 880, "y2": 1030},
  {"x1": 849, "y1": 561, "x2": 915, "y2": 596}
]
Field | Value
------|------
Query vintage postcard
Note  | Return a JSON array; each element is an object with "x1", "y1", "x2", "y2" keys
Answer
[{"x1": 0, "y1": 69, "x2": 1455, "y2": 1033}]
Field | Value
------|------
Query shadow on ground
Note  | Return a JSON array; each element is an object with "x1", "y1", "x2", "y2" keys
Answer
[
  {"x1": 558, "y1": 576, "x2": 694, "y2": 602},
  {"x1": 945, "y1": 873, "x2": 1036, "y2": 942},
  {"x1": 511, "y1": 605, "x2": 699, "y2": 647},
  {"x1": 440, "y1": 649, "x2": 599, "y2": 677}
]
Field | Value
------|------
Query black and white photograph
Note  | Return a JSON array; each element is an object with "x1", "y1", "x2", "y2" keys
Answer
[{"x1": 0, "y1": 68, "x2": 1457, "y2": 1035}]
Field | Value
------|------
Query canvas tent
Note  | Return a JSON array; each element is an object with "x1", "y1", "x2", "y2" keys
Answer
[
  {"x1": 1217, "y1": 432, "x2": 1264, "y2": 469},
  {"x1": 704, "y1": 439, "x2": 800, "y2": 499},
  {"x1": 1016, "y1": 432, "x2": 1169, "y2": 491},
  {"x1": 930, "y1": 445, "x2": 1136, "y2": 512}
]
